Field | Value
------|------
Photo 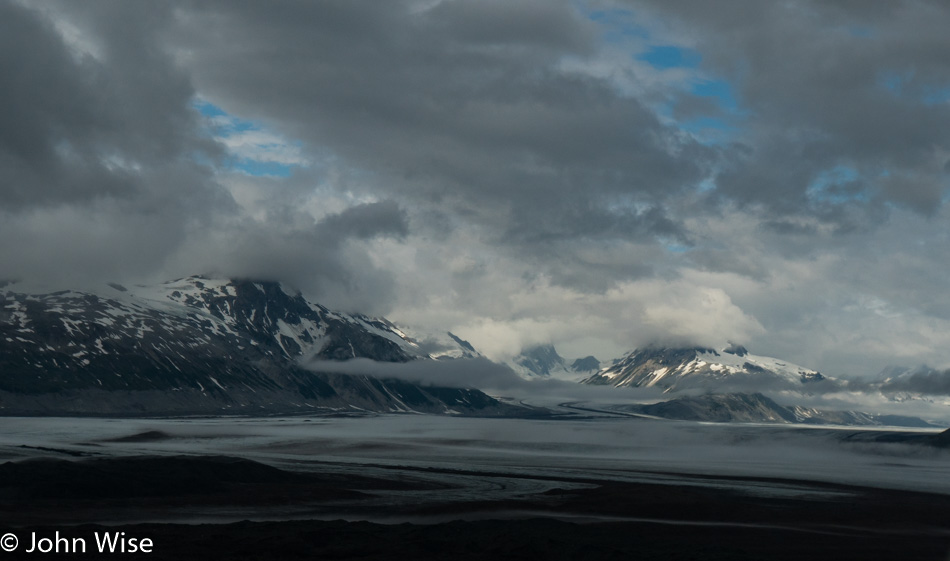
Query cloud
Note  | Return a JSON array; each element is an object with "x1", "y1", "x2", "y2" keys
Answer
[
  {"x1": 0, "y1": 1, "x2": 411, "y2": 313},
  {"x1": 882, "y1": 369, "x2": 950, "y2": 397},
  {"x1": 0, "y1": 0, "x2": 227, "y2": 287},
  {"x1": 169, "y1": 0, "x2": 716, "y2": 274},
  {"x1": 626, "y1": 0, "x2": 950, "y2": 216},
  {"x1": 306, "y1": 355, "x2": 950, "y2": 425},
  {"x1": 165, "y1": 200, "x2": 409, "y2": 315},
  {"x1": 199, "y1": 102, "x2": 312, "y2": 176},
  {"x1": 5, "y1": 0, "x2": 950, "y2": 384},
  {"x1": 637, "y1": 282, "x2": 765, "y2": 347},
  {"x1": 304, "y1": 355, "x2": 672, "y2": 405},
  {"x1": 392, "y1": 269, "x2": 764, "y2": 362}
]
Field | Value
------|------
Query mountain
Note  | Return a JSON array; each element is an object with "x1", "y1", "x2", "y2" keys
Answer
[
  {"x1": 570, "y1": 356, "x2": 601, "y2": 374},
  {"x1": 873, "y1": 364, "x2": 950, "y2": 398},
  {"x1": 583, "y1": 345, "x2": 828, "y2": 393},
  {"x1": 0, "y1": 276, "x2": 520, "y2": 417},
  {"x1": 408, "y1": 331, "x2": 482, "y2": 360},
  {"x1": 629, "y1": 392, "x2": 797, "y2": 423},
  {"x1": 581, "y1": 346, "x2": 943, "y2": 428},
  {"x1": 507, "y1": 344, "x2": 600, "y2": 381},
  {"x1": 619, "y1": 393, "x2": 942, "y2": 428},
  {"x1": 511, "y1": 345, "x2": 568, "y2": 377},
  {"x1": 877, "y1": 364, "x2": 935, "y2": 381}
]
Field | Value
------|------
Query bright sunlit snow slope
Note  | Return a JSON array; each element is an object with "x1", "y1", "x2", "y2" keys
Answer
[{"x1": 584, "y1": 345, "x2": 827, "y2": 393}]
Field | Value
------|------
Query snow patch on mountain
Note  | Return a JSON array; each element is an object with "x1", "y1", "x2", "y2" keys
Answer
[
  {"x1": 505, "y1": 344, "x2": 601, "y2": 382},
  {"x1": 0, "y1": 276, "x2": 522, "y2": 417},
  {"x1": 584, "y1": 346, "x2": 827, "y2": 393}
]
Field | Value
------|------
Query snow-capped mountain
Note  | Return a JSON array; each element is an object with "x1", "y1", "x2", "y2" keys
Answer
[
  {"x1": 841, "y1": 364, "x2": 950, "y2": 410},
  {"x1": 506, "y1": 344, "x2": 601, "y2": 381},
  {"x1": 875, "y1": 364, "x2": 943, "y2": 395},
  {"x1": 404, "y1": 330, "x2": 482, "y2": 361},
  {"x1": 0, "y1": 276, "x2": 517, "y2": 416},
  {"x1": 877, "y1": 364, "x2": 936, "y2": 381},
  {"x1": 509, "y1": 345, "x2": 569, "y2": 377},
  {"x1": 578, "y1": 346, "x2": 945, "y2": 427},
  {"x1": 583, "y1": 344, "x2": 828, "y2": 393}
]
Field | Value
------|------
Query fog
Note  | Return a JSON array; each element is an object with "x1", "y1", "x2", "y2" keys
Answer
[
  {"x1": 306, "y1": 356, "x2": 950, "y2": 424},
  {"x1": 305, "y1": 356, "x2": 672, "y2": 407}
]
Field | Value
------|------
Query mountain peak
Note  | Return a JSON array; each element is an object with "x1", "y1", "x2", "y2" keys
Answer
[
  {"x1": 506, "y1": 345, "x2": 602, "y2": 380},
  {"x1": 447, "y1": 332, "x2": 478, "y2": 354},
  {"x1": 0, "y1": 277, "x2": 518, "y2": 416},
  {"x1": 570, "y1": 356, "x2": 601, "y2": 373},
  {"x1": 723, "y1": 343, "x2": 748, "y2": 357},
  {"x1": 583, "y1": 345, "x2": 829, "y2": 393},
  {"x1": 515, "y1": 344, "x2": 566, "y2": 377}
]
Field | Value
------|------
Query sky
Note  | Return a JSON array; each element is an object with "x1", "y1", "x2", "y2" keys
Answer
[{"x1": 3, "y1": 0, "x2": 950, "y2": 378}]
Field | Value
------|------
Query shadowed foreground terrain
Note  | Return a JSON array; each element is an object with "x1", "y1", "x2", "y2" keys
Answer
[{"x1": 2, "y1": 454, "x2": 950, "y2": 560}]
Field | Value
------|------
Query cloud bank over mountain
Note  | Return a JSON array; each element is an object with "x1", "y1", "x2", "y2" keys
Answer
[{"x1": 4, "y1": 0, "x2": 950, "y2": 377}]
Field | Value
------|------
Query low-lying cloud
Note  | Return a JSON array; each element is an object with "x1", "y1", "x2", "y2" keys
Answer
[{"x1": 881, "y1": 369, "x2": 950, "y2": 397}]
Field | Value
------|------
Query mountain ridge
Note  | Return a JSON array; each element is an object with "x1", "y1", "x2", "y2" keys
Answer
[
  {"x1": 583, "y1": 345, "x2": 828, "y2": 393},
  {"x1": 0, "y1": 276, "x2": 520, "y2": 417},
  {"x1": 506, "y1": 344, "x2": 601, "y2": 381}
]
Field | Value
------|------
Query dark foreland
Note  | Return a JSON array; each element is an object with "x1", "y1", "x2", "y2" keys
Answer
[
  {"x1": 4, "y1": 453, "x2": 950, "y2": 560},
  {"x1": 2, "y1": 416, "x2": 950, "y2": 560}
]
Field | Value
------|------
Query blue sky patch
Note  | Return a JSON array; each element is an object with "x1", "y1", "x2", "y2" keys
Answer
[
  {"x1": 192, "y1": 98, "x2": 307, "y2": 177},
  {"x1": 807, "y1": 165, "x2": 869, "y2": 204},
  {"x1": 692, "y1": 79, "x2": 740, "y2": 113},
  {"x1": 877, "y1": 71, "x2": 950, "y2": 105},
  {"x1": 922, "y1": 86, "x2": 950, "y2": 105},
  {"x1": 229, "y1": 159, "x2": 295, "y2": 178},
  {"x1": 878, "y1": 71, "x2": 911, "y2": 95},
  {"x1": 193, "y1": 99, "x2": 228, "y2": 118},
  {"x1": 664, "y1": 242, "x2": 691, "y2": 254},
  {"x1": 679, "y1": 116, "x2": 735, "y2": 134},
  {"x1": 637, "y1": 45, "x2": 701, "y2": 70}
]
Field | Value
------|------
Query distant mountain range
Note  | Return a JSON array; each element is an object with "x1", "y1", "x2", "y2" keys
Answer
[
  {"x1": 574, "y1": 345, "x2": 947, "y2": 427},
  {"x1": 505, "y1": 344, "x2": 600, "y2": 380},
  {"x1": 1, "y1": 276, "x2": 945, "y2": 427},
  {"x1": 0, "y1": 276, "x2": 520, "y2": 416}
]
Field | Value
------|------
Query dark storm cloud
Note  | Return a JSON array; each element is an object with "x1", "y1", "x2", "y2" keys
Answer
[
  {"x1": 170, "y1": 0, "x2": 715, "y2": 288},
  {"x1": 0, "y1": 1, "x2": 217, "y2": 207},
  {"x1": 0, "y1": 0, "x2": 410, "y2": 302},
  {"x1": 6, "y1": 0, "x2": 950, "y2": 378},
  {"x1": 629, "y1": 0, "x2": 950, "y2": 218},
  {"x1": 882, "y1": 369, "x2": 950, "y2": 396},
  {"x1": 0, "y1": 0, "x2": 233, "y2": 286},
  {"x1": 0, "y1": 0, "x2": 130, "y2": 206},
  {"x1": 319, "y1": 200, "x2": 410, "y2": 242},
  {"x1": 201, "y1": 200, "x2": 409, "y2": 315}
]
